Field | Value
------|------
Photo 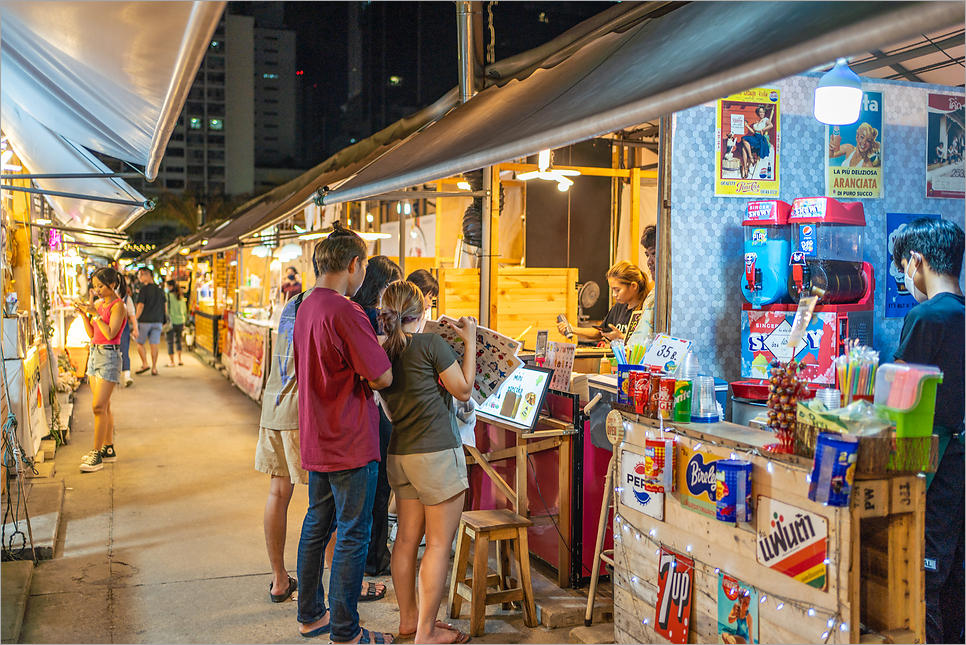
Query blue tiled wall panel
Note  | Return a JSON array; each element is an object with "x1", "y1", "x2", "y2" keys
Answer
[{"x1": 670, "y1": 74, "x2": 965, "y2": 387}]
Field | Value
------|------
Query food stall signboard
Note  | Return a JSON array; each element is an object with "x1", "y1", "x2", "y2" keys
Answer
[
  {"x1": 655, "y1": 547, "x2": 694, "y2": 644},
  {"x1": 230, "y1": 317, "x2": 269, "y2": 403},
  {"x1": 717, "y1": 572, "x2": 759, "y2": 645},
  {"x1": 741, "y1": 310, "x2": 837, "y2": 384},
  {"x1": 641, "y1": 334, "x2": 692, "y2": 373},
  {"x1": 676, "y1": 443, "x2": 722, "y2": 519},
  {"x1": 756, "y1": 496, "x2": 828, "y2": 590},
  {"x1": 620, "y1": 448, "x2": 664, "y2": 521}
]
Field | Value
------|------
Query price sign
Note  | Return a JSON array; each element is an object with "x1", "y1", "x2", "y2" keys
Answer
[{"x1": 641, "y1": 334, "x2": 692, "y2": 373}]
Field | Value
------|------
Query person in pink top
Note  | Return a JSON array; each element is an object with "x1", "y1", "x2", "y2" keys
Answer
[
  {"x1": 293, "y1": 224, "x2": 395, "y2": 644},
  {"x1": 72, "y1": 267, "x2": 127, "y2": 473}
]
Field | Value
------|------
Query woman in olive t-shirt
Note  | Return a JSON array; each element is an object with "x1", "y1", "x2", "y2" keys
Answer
[{"x1": 378, "y1": 281, "x2": 476, "y2": 645}]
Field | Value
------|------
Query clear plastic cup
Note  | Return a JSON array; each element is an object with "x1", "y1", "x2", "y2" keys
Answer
[
  {"x1": 692, "y1": 375, "x2": 719, "y2": 423},
  {"x1": 816, "y1": 388, "x2": 841, "y2": 410}
]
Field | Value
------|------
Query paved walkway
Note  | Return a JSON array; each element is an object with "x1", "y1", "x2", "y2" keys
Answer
[{"x1": 18, "y1": 351, "x2": 573, "y2": 644}]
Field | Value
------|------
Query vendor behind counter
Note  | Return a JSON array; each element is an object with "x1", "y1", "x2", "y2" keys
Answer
[{"x1": 557, "y1": 261, "x2": 650, "y2": 343}]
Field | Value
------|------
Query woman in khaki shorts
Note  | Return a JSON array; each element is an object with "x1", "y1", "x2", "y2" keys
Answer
[{"x1": 379, "y1": 281, "x2": 476, "y2": 644}]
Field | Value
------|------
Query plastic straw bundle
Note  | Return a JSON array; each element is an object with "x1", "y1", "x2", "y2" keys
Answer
[
  {"x1": 835, "y1": 341, "x2": 879, "y2": 405},
  {"x1": 610, "y1": 339, "x2": 628, "y2": 365}
]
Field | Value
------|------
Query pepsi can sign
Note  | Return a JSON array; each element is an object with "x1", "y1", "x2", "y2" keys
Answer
[{"x1": 620, "y1": 449, "x2": 664, "y2": 521}]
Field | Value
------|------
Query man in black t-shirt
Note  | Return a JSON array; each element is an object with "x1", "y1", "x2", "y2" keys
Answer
[
  {"x1": 135, "y1": 267, "x2": 166, "y2": 376},
  {"x1": 892, "y1": 217, "x2": 965, "y2": 644}
]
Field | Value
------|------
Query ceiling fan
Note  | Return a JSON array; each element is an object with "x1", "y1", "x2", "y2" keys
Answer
[{"x1": 516, "y1": 150, "x2": 580, "y2": 192}]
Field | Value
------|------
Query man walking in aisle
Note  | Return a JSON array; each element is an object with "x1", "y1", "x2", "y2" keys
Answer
[
  {"x1": 293, "y1": 225, "x2": 395, "y2": 644},
  {"x1": 135, "y1": 267, "x2": 165, "y2": 376}
]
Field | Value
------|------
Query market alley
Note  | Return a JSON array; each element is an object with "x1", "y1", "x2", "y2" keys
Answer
[{"x1": 16, "y1": 352, "x2": 573, "y2": 644}]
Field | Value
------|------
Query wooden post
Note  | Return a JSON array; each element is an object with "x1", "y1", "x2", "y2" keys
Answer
[
  {"x1": 654, "y1": 115, "x2": 673, "y2": 333},
  {"x1": 629, "y1": 167, "x2": 641, "y2": 268}
]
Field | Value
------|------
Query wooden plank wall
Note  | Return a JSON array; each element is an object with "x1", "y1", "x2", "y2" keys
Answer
[
  {"x1": 437, "y1": 267, "x2": 577, "y2": 350},
  {"x1": 613, "y1": 420, "x2": 855, "y2": 644}
]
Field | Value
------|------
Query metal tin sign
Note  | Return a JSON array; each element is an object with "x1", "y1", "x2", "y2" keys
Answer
[
  {"x1": 676, "y1": 443, "x2": 722, "y2": 519},
  {"x1": 655, "y1": 547, "x2": 694, "y2": 644},
  {"x1": 741, "y1": 309, "x2": 837, "y2": 384},
  {"x1": 756, "y1": 496, "x2": 829, "y2": 590},
  {"x1": 620, "y1": 448, "x2": 664, "y2": 521}
]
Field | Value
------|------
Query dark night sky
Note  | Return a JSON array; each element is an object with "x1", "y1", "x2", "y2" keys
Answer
[{"x1": 232, "y1": 2, "x2": 616, "y2": 161}]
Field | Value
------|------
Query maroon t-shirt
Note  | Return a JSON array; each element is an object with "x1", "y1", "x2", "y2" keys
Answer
[{"x1": 293, "y1": 288, "x2": 392, "y2": 472}]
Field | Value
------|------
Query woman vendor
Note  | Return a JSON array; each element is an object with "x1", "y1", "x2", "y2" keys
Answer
[{"x1": 557, "y1": 261, "x2": 647, "y2": 342}]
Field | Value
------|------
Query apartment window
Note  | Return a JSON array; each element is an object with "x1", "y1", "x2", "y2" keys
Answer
[
  {"x1": 188, "y1": 165, "x2": 204, "y2": 175},
  {"x1": 187, "y1": 134, "x2": 205, "y2": 146},
  {"x1": 263, "y1": 86, "x2": 278, "y2": 92},
  {"x1": 165, "y1": 166, "x2": 185, "y2": 174},
  {"x1": 188, "y1": 181, "x2": 205, "y2": 192},
  {"x1": 170, "y1": 132, "x2": 184, "y2": 142},
  {"x1": 207, "y1": 88, "x2": 225, "y2": 101},
  {"x1": 206, "y1": 57, "x2": 225, "y2": 70},
  {"x1": 167, "y1": 147, "x2": 185, "y2": 158},
  {"x1": 188, "y1": 117, "x2": 203, "y2": 130},
  {"x1": 263, "y1": 60, "x2": 278, "y2": 67},
  {"x1": 263, "y1": 111, "x2": 278, "y2": 117},
  {"x1": 207, "y1": 72, "x2": 225, "y2": 84},
  {"x1": 209, "y1": 119, "x2": 224, "y2": 131},
  {"x1": 208, "y1": 104, "x2": 225, "y2": 117},
  {"x1": 262, "y1": 73, "x2": 279, "y2": 79},
  {"x1": 264, "y1": 98, "x2": 278, "y2": 104},
  {"x1": 188, "y1": 87, "x2": 204, "y2": 100},
  {"x1": 263, "y1": 48, "x2": 279, "y2": 54},
  {"x1": 208, "y1": 150, "x2": 225, "y2": 161},
  {"x1": 263, "y1": 124, "x2": 278, "y2": 129},
  {"x1": 207, "y1": 134, "x2": 224, "y2": 145},
  {"x1": 165, "y1": 179, "x2": 185, "y2": 189},
  {"x1": 209, "y1": 182, "x2": 225, "y2": 194}
]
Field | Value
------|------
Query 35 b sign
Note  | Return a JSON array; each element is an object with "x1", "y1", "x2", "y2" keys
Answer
[{"x1": 654, "y1": 547, "x2": 694, "y2": 644}]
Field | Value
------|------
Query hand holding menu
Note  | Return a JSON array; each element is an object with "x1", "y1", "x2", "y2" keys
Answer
[{"x1": 422, "y1": 316, "x2": 524, "y2": 405}]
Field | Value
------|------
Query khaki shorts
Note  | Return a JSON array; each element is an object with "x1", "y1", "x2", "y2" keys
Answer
[
  {"x1": 255, "y1": 427, "x2": 308, "y2": 485},
  {"x1": 387, "y1": 448, "x2": 469, "y2": 506}
]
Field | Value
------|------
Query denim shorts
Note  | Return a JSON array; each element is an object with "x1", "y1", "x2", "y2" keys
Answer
[
  {"x1": 87, "y1": 344, "x2": 121, "y2": 384},
  {"x1": 138, "y1": 322, "x2": 163, "y2": 345}
]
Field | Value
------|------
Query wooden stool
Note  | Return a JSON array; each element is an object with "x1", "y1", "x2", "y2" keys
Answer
[{"x1": 448, "y1": 509, "x2": 537, "y2": 636}]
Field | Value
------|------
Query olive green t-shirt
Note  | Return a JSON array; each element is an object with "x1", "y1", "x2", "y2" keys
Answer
[{"x1": 382, "y1": 333, "x2": 460, "y2": 455}]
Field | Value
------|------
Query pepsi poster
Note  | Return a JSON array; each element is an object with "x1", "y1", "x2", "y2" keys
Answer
[
  {"x1": 620, "y1": 449, "x2": 664, "y2": 521},
  {"x1": 676, "y1": 443, "x2": 722, "y2": 519},
  {"x1": 827, "y1": 91, "x2": 883, "y2": 199},
  {"x1": 655, "y1": 547, "x2": 694, "y2": 644},
  {"x1": 885, "y1": 213, "x2": 939, "y2": 318}
]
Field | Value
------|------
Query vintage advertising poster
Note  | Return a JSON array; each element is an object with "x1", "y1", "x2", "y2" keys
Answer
[
  {"x1": 885, "y1": 213, "x2": 940, "y2": 318},
  {"x1": 717, "y1": 573, "x2": 759, "y2": 645},
  {"x1": 756, "y1": 496, "x2": 829, "y2": 590},
  {"x1": 229, "y1": 318, "x2": 269, "y2": 403},
  {"x1": 620, "y1": 448, "x2": 665, "y2": 521},
  {"x1": 827, "y1": 91, "x2": 883, "y2": 199},
  {"x1": 926, "y1": 93, "x2": 965, "y2": 199},
  {"x1": 715, "y1": 87, "x2": 781, "y2": 197},
  {"x1": 741, "y1": 309, "x2": 838, "y2": 384},
  {"x1": 676, "y1": 442, "x2": 722, "y2": 519},
  {"x1": 654, "y1": 547, "x2": 694, "y2": 644}
]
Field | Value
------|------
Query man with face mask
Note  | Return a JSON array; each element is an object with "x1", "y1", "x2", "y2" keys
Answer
[
  {"x1": 282, "y1": 266, "x2": 302, "y2": 302},
  {"x1": 892, "y1": 216, "x2": 965, "y2": 645}
]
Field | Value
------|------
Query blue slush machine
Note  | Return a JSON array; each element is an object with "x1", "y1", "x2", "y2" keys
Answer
[{"x1": 741, "y1": 200, "x2": 792, "y2": 308}]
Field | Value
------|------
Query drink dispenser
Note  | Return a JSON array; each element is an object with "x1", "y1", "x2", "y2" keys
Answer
[
  {"x1": 787, "y1": 197, "x2": 873, "y2": 305},
  {"x1": 741, "y1": 200, "x2": 791, "y2": 308}
]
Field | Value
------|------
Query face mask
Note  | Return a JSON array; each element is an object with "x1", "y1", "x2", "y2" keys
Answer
[{"x1": 903, "y1": 255, "x2": 928, "y2": 303}]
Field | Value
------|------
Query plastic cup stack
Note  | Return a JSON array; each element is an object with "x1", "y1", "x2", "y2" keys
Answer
[
  {"x1": 692, "y1": 375, "x2": 719, "y2": 423},
  {"x1": 815, "y1": 388, "x2": 841, "y2": 411}
]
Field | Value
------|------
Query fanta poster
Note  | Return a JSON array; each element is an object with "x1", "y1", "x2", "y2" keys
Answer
[
  {"x1": 926, "y1": 92, "x2": 965, "y2": 199},
  {"x1": 715, "y1": 87, "x2": 780, "y2": 197},
  {"x1": 741, "y1": 310, "x2": 837, "y2": 384},
  {"x1": 620, "y1": 449, "x2": 664, "y2": 521},
  {"x1": 676, "y1": 443, "x2": 721, "y2": 519},
  {"x1": 654, "y1": 547, "x2": 694, "y2": 644},
  {"x1": 827, "y1": 91, "x2": 883, "y2": 199},
  {"x1": 756, "y1": 497, "x2": 828, "y2": 591},
  {"x1": 717, "y1": 573, "x2": 759, "y2": 645},
  {"x1": 885, "y1": 213, "x2": 940, "y2": 318}
]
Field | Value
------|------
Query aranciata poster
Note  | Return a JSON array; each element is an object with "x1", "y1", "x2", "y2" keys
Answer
[
  {"x1": 715, "y1": 88, "x2": 780, "y2": 197},
  {"x1": 827, "y1": 91, "x2": 883, "y2": 199},
  {"x1": 926, "y1": 92, "x2": 965, "y2": 199}
]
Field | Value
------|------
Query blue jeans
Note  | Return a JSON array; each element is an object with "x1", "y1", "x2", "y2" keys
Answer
[
  {"x1": 119, "y1": 324, "x2": 132, "y2": 372},
  {"x1": 297, "y1": 462, "x2": 378, "y2": 641}
]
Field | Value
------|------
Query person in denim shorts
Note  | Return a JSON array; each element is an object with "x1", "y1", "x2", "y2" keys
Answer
[
  {"x1": 135, "y1": 267, "x2": 165, "y2": 375},
  {"x1": 73, "y1": 267, "x2": 127, "y2": 473}
]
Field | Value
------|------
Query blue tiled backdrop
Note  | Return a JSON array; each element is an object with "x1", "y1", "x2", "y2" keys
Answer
[{"x1": 670, "y1": 74, "x2": 965, "y2": 394}]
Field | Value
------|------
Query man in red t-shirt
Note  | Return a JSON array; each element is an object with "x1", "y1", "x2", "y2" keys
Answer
[{"x1": 293, "y1": 226, "x2": 394, "y2": 644}]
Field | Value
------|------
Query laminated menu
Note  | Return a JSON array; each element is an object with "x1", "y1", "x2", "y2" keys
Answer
[{"x1": 422, "y1": 316, "x2": 524, "y2": 405}]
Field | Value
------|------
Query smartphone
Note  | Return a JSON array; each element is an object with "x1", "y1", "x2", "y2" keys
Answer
[{"x1": 594, "y1": 324, "x2": 610, "y2": 333}]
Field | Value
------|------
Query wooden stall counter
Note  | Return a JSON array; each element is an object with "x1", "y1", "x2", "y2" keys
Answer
[{"x1": 608, "y1": 411, "x2": 926, "y2": 645}]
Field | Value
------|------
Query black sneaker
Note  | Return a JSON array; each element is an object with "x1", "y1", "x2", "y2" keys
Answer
[
  {"x1": 99, "y1": 445, "x2": 117, "y2": 463},
  {"x1": 79, "y1": 450, "x2": 103, "y2": 472}
]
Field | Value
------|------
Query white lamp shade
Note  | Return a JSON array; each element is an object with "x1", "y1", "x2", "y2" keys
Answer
[{"x1": 814, "y1": 85, "x2": 863, "y2": 125}]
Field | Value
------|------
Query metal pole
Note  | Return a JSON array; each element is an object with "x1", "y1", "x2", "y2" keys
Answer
[
  {"x1": 0, "y1": 172, "x2": 143, "y2": 180},
  {"x1": 27, "y1": 222, "x2": 128, "y2": 241},
  {"x1": 0, "y1": 184, "x2": 153, "y2": 210},
  {"x1": 456, "y1": 1, "x2": 477, "y2": 105},
  {"x1": 480, "y1": 170, "x2": 492, "y2": 327},
  {"x1": 654, "y1": 115, "x2": 672, "y2": 334},
  {"x1": 397, "y1": 202, "x2": 406, "y2": 278}
]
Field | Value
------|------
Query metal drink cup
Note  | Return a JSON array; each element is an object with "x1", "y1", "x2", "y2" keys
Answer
[
  {"x1": 631, "y1": 371, "x2": 651, "y2": 415},
  {"x1": 674, "y1": 380, "x2": 693, "y2": 423},
  {"x1": 648, "y1": 372, "x2": 663, "y2": 418},
  {"x1": 659, "y1": 377, "x2": 676, "y2": 420},
  {"x1": 715, "y1": 459, "x2": 753, "y2": 523},
  {"x1": 644, "y1": 437, "x2": 676, "y2": 493},
  {"x1": 808, "y1": 433, "x2": 859, "y2": 507}
]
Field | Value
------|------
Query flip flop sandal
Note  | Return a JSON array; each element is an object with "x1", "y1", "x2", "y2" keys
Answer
[
  {"x1": 396, "y1": 621, "x2": 457, "y2": 641},
  {"x1": 135, "y1": 367, "x2": 150, "y2": 375},
  {"x1": 300, "y1": 623, "x2": 331, "y2": 639},
  {"x1": 356, "y1": 628, "x2": 393, "y2": 644},
  {"x1": 270, "y1": 576, "x2": 298, "y2": 603},
  {"x1": 359, "y1": 581, "x2": 386, "y2": 602}
]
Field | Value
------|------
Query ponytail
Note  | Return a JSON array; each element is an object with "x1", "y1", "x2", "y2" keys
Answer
[{"x1": 378, "y1": 281, "x2": 425, "y2": 362}]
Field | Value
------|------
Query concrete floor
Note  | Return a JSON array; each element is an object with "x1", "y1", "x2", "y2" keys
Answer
[{"x1": 18, "y1": 351, "x2": 578, "y2": 644}]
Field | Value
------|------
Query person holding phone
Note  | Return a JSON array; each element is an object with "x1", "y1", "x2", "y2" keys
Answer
[{"x1": 557, "y1": 261, "x2": 646, "y2": 342}]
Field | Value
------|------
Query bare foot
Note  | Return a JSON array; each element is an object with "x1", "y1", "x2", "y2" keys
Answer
[
  {"x1": 299, "y1": 610, "x2": 329, "y2": 636},
  {"x1": 398, "y1": 619, "x2": 455, "y2": 637},
  {"x1": 416, "y1": 624, "x2": 468, "y2": 644}
]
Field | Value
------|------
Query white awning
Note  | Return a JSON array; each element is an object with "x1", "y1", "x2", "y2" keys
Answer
[{"x1": 1, "y1": 1, "x2": 224, "y2": 182}]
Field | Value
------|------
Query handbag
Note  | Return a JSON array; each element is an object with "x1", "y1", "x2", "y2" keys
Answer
[{"x1": 162, "y1": 292, "x2": 173, "y2": 333}]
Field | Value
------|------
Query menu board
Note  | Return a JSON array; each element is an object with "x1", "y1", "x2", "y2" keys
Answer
[{"x1": 477, "y1": 366, "x2": 553, "y2": 432}]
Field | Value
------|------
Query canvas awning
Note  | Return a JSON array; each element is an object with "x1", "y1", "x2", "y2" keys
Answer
[
  {"x1": 322, "y1": 1, "x2": 963, "y2": 205},
  {"x1": 1, "y1": 1, "x2": 224, "y2": 231}
]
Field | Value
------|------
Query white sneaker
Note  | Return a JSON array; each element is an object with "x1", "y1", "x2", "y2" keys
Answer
[
  {"x1": 389, "y1": 521, "x2": 398, "y2": 542},
  {"x1": 123, "y1": 370, "x2": 133, "y2": 387}
]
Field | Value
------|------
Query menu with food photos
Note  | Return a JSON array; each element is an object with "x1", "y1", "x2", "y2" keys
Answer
[
  {"x1": 422, "y1": 316, "x2": 524, "y2": 405},
  {"x1": 477, "y1": 365, "x2": 553, "y2": 432}
]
